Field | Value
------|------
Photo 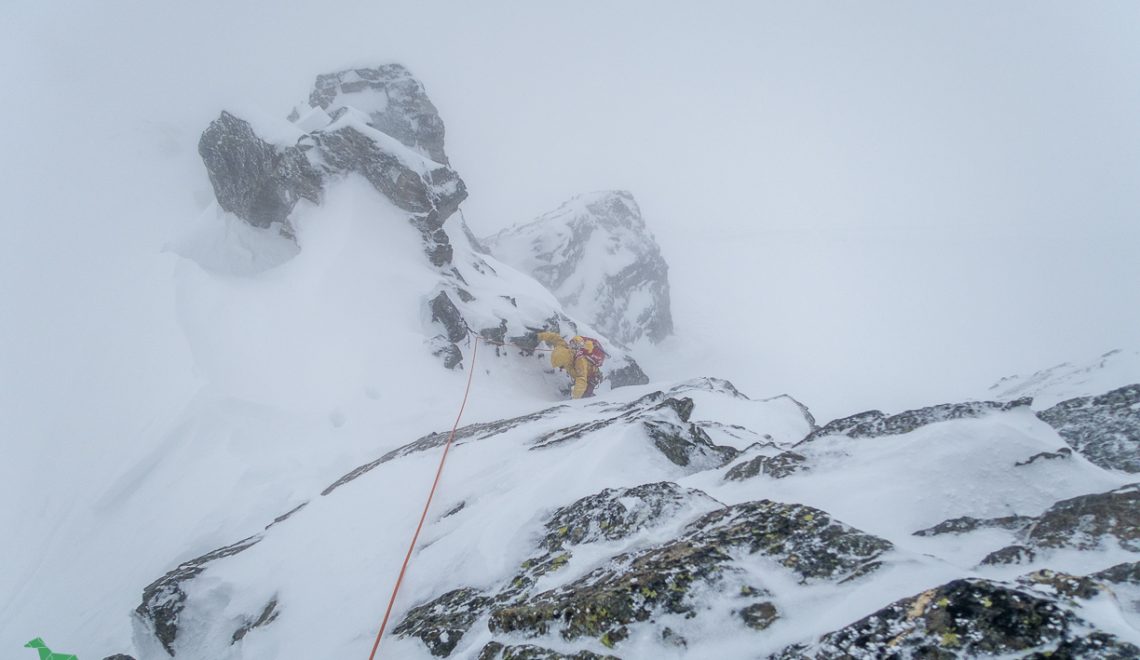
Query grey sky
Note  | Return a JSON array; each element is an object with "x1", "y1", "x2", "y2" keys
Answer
[{"x1": 2, "y1": 1, "x2": 1138, "y2": 421}]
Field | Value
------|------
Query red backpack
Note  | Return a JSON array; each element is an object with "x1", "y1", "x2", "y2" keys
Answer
[{"x1": 570, "y1": 336, "x2": 606, "y2": 368}]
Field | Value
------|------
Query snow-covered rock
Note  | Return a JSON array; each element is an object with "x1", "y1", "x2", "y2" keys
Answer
[
  {"x1": 776, "y1": 576, "x2": 1140, "y2": 659},
  {"x1": 127, "y1": 367, "x2": 1140, "y2": 659},
  {"x1": 297, "y1": 64, "x2": 450, "y2": 165},
  {"x1": 193, "y1": 65, "x2": 648, "y2": 382},
  {"x1": 1037, "y1": 384, "x2": 1140, "y2": 473},
  {"x1": 199, "y1": 64, "x2": 466, "y2": 266},
  {"x1": 485, "y1": 191, "x2": 673, "y2": 346}
]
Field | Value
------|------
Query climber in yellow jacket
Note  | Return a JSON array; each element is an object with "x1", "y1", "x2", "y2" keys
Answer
[{"x1": 537, "y1": 331, "x2": 603, "y2": 399}]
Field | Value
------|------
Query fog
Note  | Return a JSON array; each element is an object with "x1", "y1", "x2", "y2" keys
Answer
[
  {"x1": 1, "y1": 2, "x2": 1139, "y2": 655},
  {"x1": 2, "y1": 0, "x2": 1138, "y2": 433}
]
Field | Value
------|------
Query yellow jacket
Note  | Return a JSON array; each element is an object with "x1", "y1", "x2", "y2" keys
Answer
[{"x1": 537, "y1": 332, "x2": 593, "y2": 398}]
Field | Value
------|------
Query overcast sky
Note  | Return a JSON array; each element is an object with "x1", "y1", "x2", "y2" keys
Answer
[{"x1": 2, "y1": 1, "x2": 1138, "y2": 421}]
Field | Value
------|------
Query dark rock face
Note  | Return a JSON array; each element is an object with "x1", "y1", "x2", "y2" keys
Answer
[
  {"x1": 799, "y1": 397, "x2": 1032, "y2": 445},
  {"x1": 1092, "y1": 560, "x2": 1140, "y2": 585},
  {"x1": 776, "y1": 578, "x2": 1139, "y2": 659},
  {"x1": 740, "y1": 601, "x2": 779, "y2": 630},
  {"x1": 725, "y1": 451, "x2": 807, "y2": 481},
  {"x1": 477, "y1": 643, "x2": 619, "y2": 660},
  {"x1": 102, "y1": 656, "x2": 137, "y2": 660},
  {"x1": 605, "y1": 359, "x2": 650, "y2": 389},
  {"x1": 135, "y1": 535, "x2": 262, "y2": 655},
  {"x1": 200, "y1": 65, "x2": 467, "y2": 268},
  {"x1": 198, "y1": 111, "x2": 323, "y2": 232},
  {"x1": 1021, "y1": 483, "x2": 1140, "y2": 551},
  {"x1": 430, "y1": 335, "x2": 463, "y2": 369},
  {"x1": 485, "y1": 191, "x2": 673, "y2": 345},
  {"x1": 913, "y1": 515, "x2": 1034, "y2": 537},
  {"x1": 393, "y1": 588, "x2": 493, "y2": 657},
  {"x1": 980, "y1": 544, "x2": 1038, "y2": 566},
  {"x1": 1015, "y1": 447, "x2": 1072, "y2": 467},
  {"x1": 1037, "y1": 384, "x2": 1140, "y2": 473},
  {"x1": 307, "y1": 65, "x2": 450, "y2": 165},
  {"x1": 231, "y1": 597, "x2": 279, "y2": 643},
  {"x1": 431, "y1": 291, "x2": 468, "y2": 344},
  {"x1": 918, "y1": 484, "x2": 1140, "y2": 565}
]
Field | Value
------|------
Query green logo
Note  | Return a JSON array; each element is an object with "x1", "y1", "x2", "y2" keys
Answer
[{"x1": 24, "y1": 638, "x2": 78, "y2": 660}]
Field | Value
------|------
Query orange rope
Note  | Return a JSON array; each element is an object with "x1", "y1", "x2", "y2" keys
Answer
[{"x1": 367, "y1": 336, "x2": 480, "y2": 659}]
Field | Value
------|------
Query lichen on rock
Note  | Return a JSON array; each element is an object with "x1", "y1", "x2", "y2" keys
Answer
[
  {"x1": 775, "y1": 577, "x2": 1140, "y2": 659},
  {"x1": 724, "y1": 451, "x2": 807, "y2": 481},
  {"x1": 393, "y1": 587, "x2": 493, "y2": 657}
]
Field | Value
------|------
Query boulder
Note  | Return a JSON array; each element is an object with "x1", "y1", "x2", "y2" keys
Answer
[
  {"x1": 1037, "y1": 384, "x2": 1140, "y2": 473},
  {"x1": 724, "y1": 451, "x2": 807, "y2": 481},
  {"x1": 775, "y1": 578, "x2": 1140, "y2": 659},
  {"x1": 394, "y1": 588, "x2": 492, "y2": 657},
  {"x1": 198, "y1": 111, "x2": 322, "y2": 233}
]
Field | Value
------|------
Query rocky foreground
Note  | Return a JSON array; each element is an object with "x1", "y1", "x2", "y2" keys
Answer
[{"x1": 122, "y1": 377, "x2": 1140, "y2": 659}]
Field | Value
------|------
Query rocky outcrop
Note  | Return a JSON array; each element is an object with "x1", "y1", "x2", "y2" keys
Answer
[
  {"x1": 916, "y1": 484, "x2": 1140, "y2": 565},
  {"x1": 1014, "y1": 483, "x2": 1140, "y2": 552},
  {"x1": 494, "y1": 482, "x2": 723, "y2": 604},
  {"x1": 1092, "y1": 560, "x2": 1140, "y2": 585},
  {"x1": 198, "y1": 112, "x2": 323, "y2": 232},
  {"x1": 485, "y1": 191, "x2": 672, "y2": 345},
  {"x1": 1014, "y1": 447, "x2": 1072, "y2": 467},
  {"x1": 1037, "y1": 384, "x2": 1140, "y2": 473},
  {"x1": 531, "y1": 393, "x2": 738, "y2": 471},
  {"x1": 775, "y1": 578, "x2": 1140, "y2": 659},
  {"x1": 799, "y1": 397, "x2": 1033, "y2": 445},
  {"x1": 605, "y1": 360, "x2": 650, "y2": 389},
  {"x1": 393, "y1": 587, "x2": 492, "y2": 657},
  {"x1": 488, "y1": 499, "x2": 889, "y2": 649},
  {"x1": 539, "y1": 482, "x2": 721, "y2": 551},
  {"x1": 134, "y1": 535, "x2": 263, "y2": 656},
  {"x1": 200, "y1": 64, "x2": 467, "y2": 265},
  {"x1": 394, "y1": 478, "x2": 887, "y2": 656},
  {"x1": 913, "y1": 514, "x2": 1033, "y2": 537},
  {"x1": 724, "y1": 451, "x2": 807, "y2": 481}
]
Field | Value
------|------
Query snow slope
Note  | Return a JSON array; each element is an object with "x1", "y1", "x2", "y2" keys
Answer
[
  {"x1": 130, "y1": 376, "x2": 1140, "y2": 659},
  {"x1": 987, "y1": 348, "x2": 1140, "y2": 409}
]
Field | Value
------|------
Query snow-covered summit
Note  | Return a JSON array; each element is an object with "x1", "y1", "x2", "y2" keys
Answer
[
  {"x1": 296, "y1": 64, "x2": 450, "y2": 165},
  {"x1": 485, "y1": 191, "x2": 673, "y2": 346}
]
